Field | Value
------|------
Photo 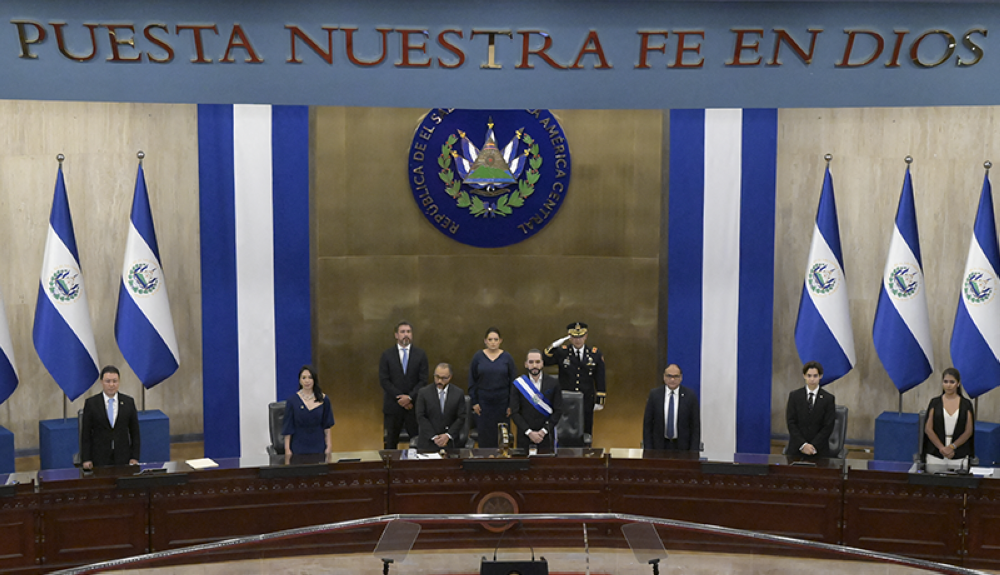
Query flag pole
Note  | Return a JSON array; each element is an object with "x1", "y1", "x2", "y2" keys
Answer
[
  {"x1": 57, "y1": 152, "x2": 67, "y2": 424},
  {"x1": 138, "y1": 150, "x2": 146, "y2": 413},
  {"x1": 980, "y1": 163, "x2": 990, "y2": 421},
  {"x1": 825, "y1": 153, "x2": 832, "y2": 167}
]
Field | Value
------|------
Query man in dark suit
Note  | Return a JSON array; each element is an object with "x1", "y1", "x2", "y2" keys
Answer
[
  {"x1": 786, "y1": 360, "x2": 836, "y2": 458},
  {"x1": 378, "y1": 321, "x2": 429, "y2": 449},
  {"x1": 544, "y1": 322, "x2": 605, "y2": 437},
  {"x1": 510, "y1": 349, "x2": 563, "y2": 449},
  {"x1": 80, "y1": 365, "x2": 141, "y2": 469},
  {"x1": 415, "y1": 363, "x2": 467, "y2": 451},
  {"x1": 642, "y1": 364, "x2": 701, "y2": 451}
]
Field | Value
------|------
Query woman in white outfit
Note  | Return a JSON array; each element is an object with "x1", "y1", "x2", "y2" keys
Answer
[{"x1": 923, "y1": 367, "x2": 975, "y2": 469}]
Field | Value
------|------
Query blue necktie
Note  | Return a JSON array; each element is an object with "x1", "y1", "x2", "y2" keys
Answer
[
  {"x1": 666, "y1": 391, "x2": 675, "y2": 439},
  {"x1": 402, "y1": 347, "x2": 409, "y2": 373},
  {"x1": 440, "y1": 389, "x2": 446, "y2": 413},
  {"x1": 107, "y1": 396, "x2": 115, "y2": 426}
]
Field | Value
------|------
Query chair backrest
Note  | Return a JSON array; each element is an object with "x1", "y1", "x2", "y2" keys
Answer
[
  {"x1": 460, "y1": 395, "x2": 472, "y2": 448},
  {"x1": 555, "y1": 391, "x2": 585, "y2": 448},
  {"x1": 74, "y1": 409, "x2": 84, "y2": 466},
  {"x1": 828, "y1": 405, "x2": 849, "y2": 459},
  {"x1": 268, "y1": 401, "x2": 287, "y2": 455},
  {"x1": 915, "y1": 409, "x2": 928, "y2": 463}
]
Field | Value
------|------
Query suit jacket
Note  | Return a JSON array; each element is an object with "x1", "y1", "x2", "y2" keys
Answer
[
  {"x1": 643, "y1": 385, "x2": 701, "y2": 451},
  {"x1": 378, "y1": 345, "x2": 429, "y2": 415},
  {"x1": 786, "y1": 386, "x2": 836, "y2": 457},
  {"x1": 80, "y1": 392, "x2": 141, "y2": 466},
  {"x1": 415, "y1": 384, "x2": 467, "y2": 450},
  {"x1": 509, "y1": 374, "x2": 563, "y2": 448}
]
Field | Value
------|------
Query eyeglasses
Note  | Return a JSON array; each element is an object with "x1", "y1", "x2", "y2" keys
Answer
[{"x1": 665, "y1": 374, "x2": 681, "y2": 379}]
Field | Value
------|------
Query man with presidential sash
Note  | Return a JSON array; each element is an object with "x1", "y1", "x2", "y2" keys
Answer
[{"x1": 510, "y1": 349, "x2": 563, "y2": 449}]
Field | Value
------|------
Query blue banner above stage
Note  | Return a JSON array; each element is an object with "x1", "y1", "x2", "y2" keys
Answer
[{"x1": 1, "y1": 1, "x2": 1000, "y2": 109}]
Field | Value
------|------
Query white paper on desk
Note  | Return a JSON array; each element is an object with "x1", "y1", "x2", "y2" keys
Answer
[
  {"x1": 414, "y1": 453, "x2": 443, "y2": 460},
  {"x1": 971, "y1": 467, "x2": 994, "y2": 477},
  {"x1": 186, "y1": 458, "x2": 219, "y2": 469}
]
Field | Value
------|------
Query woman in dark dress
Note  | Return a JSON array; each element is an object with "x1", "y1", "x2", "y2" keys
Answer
[
  {"x1": 924, "y1": 367, "x2": 974, "y2": 469},
  {"x1": 282, "y1": 365, "x2": 335, "y2": 456},
  {"x1": 469, "y1": 327, "x2": 517, "y2": 448}
]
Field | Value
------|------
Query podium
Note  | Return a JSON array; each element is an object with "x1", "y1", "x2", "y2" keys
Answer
[
  {"x1": 874, "y1": 411, "x2": 919, "y2": 462},
  {"x1": 975, "y1": 421, "x2": 1000, "y2": 466},
  {"x1": 139, "y1": 410, "x2": 170, "y2": 462},
  {"x1": 39, "y1": 417, "x2": 78, "y2": 470},
  {"x1": 0, "y1": 426, "x2": 13, "y2": 473}
]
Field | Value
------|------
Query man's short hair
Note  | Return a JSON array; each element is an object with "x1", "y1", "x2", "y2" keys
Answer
[
  {"x1": 100, "y1": 365, "x2": 120, "y2": 378},
  {"x1": 435, "y1": 362, "x2": 453, "y2": 376},
  {"x1": 395, "y1": 320, "x2": 411, "y2": 332},
  {"x1": 665, "y1": 363, "x2": 682, "y2": 375},
  {"x1": 802, "y1": 361, "x2": 824, "y2": 376},
  {"x1": 526, "y1": 348, "x2": 542, "y2": 358}
]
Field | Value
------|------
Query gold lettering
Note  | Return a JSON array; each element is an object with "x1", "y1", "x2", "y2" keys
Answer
[
  {"x1": 12, "y1": 20, "x2": 46, "y2": 59},
  {"x1": 471, "y1": 29, "x2": 511, "y2": 69}
]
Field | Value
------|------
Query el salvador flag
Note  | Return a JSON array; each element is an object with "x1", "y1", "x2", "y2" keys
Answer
[
  {"x1": 199, "y1": 104, "x2": 311, "y2": 458},
  {"x1": 0, "y1": 284, "x2": 17, "y2": 404},
  {"x1": 668, "y1": 109, "x2": 777, "y2": 455},
  {"x1": 873, "y1": 166, "x2": 933, "y2": 393},
  {"x1": 33, "y1": 164, "x2": 99, "y2": 401},
  {"x1": 951, "y1": 171, "x2": 1000, "y2": 398},
  {"x1": 115, "y1": 162, "x2": 180, "y2": 388},
  {"x1": 794, "y1": 166, "x2": 856, "y2": 385}
]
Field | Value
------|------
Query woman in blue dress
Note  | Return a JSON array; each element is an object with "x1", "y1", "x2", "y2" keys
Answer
[
  {"x1": 282, "y1": 365, "x2": 335, "y2": 456},
  {"x1": 469, "y1": 327, "x2": 517, "y2": 448}
]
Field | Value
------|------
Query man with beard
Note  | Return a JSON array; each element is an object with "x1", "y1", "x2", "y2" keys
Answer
[
  {"x1": 510, "y1": 349, "x2": 563, "y2": 450},
  {"x1": 378, "y1": 321, "x2": 429, "y2": 449}
]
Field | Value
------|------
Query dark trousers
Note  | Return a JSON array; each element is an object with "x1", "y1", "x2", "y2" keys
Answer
[
  {"x1": 384, "y1": 411, "x2": 418, "y2": 449},
  {"x1": 475, "y1": 400, "x2": 509, "y2": 448}
]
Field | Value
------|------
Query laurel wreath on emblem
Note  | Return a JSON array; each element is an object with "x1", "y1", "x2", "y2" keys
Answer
[
  {"x1": 128, "y1": 263, "x2": 158, "y2": 296},
  {"x1": 888, "y1": 266, "x2": 918, "y2": 299},
  {"x1": 807, "y1": 262, "x2": 837, "y2": 295},
  {"x1": 48, "y1": 269, "x2": 80, "y2": 303},
  {"x1": 964, "y1": 271, "x2": 993, "y2": 304},
  {"x1": 438, "y1": 133, "x2": 541, "y2": 217}
]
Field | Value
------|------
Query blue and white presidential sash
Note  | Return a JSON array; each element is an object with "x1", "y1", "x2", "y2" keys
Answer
[{"x1": 513, "y1": 375, "x2": 553, "y2": 417}]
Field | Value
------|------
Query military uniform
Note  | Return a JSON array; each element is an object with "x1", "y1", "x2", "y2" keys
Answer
[{"x1": 544, "y1": 323, "x2": 606, "y2": 435}]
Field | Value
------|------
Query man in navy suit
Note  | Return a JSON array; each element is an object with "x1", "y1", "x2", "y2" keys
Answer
[
  {"x1": 378, "y1": 321, "x2": 429, "y2": 449},
  {"x1": 643, "y1": 364, "x2": 700, "y2": 451},
  {"x1": 786, "y1": 361, "x2": 836, "y2": 458},
  {"x1": 415, "y1": 363, "x2": 467, "y2": 450},
  {"x1": 80, "y1": 365, "x2": 141, "y2": 469},
  {"x1": 510, "y1": 349, "x2": 563, "y2": 450}
]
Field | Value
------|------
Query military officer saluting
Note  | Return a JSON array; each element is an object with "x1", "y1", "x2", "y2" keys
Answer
[{"x1": 544, "y1": 322, "x2": 606, "y2": 436}]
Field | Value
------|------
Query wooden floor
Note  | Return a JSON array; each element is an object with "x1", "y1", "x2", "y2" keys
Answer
[{"x1": 107, "y1": 549, "x2": 955, "y2": 574}]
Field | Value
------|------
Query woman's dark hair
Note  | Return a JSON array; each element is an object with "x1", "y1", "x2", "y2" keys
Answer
[
  {"x1": 484, "y1": 326, "x2": 502, "y2": 339},
  {"x1": 942, "y1": 367, "x2": 964, "y2": 396},
  {"x1": 298, "y1": 365, "x2": 324, "y2": 402}
]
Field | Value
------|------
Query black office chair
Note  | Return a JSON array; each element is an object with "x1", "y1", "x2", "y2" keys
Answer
[
  {"x1": 782, "y1": 405, "x2": 848, "y2": 457},
  {"x1": 74, "y1": 408, "x2": 84, "y2": 466},
  {"x1": 555, "y1": 391, "x2": 592, "y2": 448},
  {"x1": 266, "y1": 401, "x2": 286, "y2": 455},
  {"x1": 466, "y1": 395, "x2": 479, "y2": 448},
  {"x1": 458, "y1": 395, "x2": 472, "y2": 449},
  {"x1": 828, "y1": 405, "x2": 848, "y2": 459}
]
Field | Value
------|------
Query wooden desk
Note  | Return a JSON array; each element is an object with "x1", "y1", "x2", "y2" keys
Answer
[{"x1": 3, "y1": 452, "x2": 999, "y2": 573}]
